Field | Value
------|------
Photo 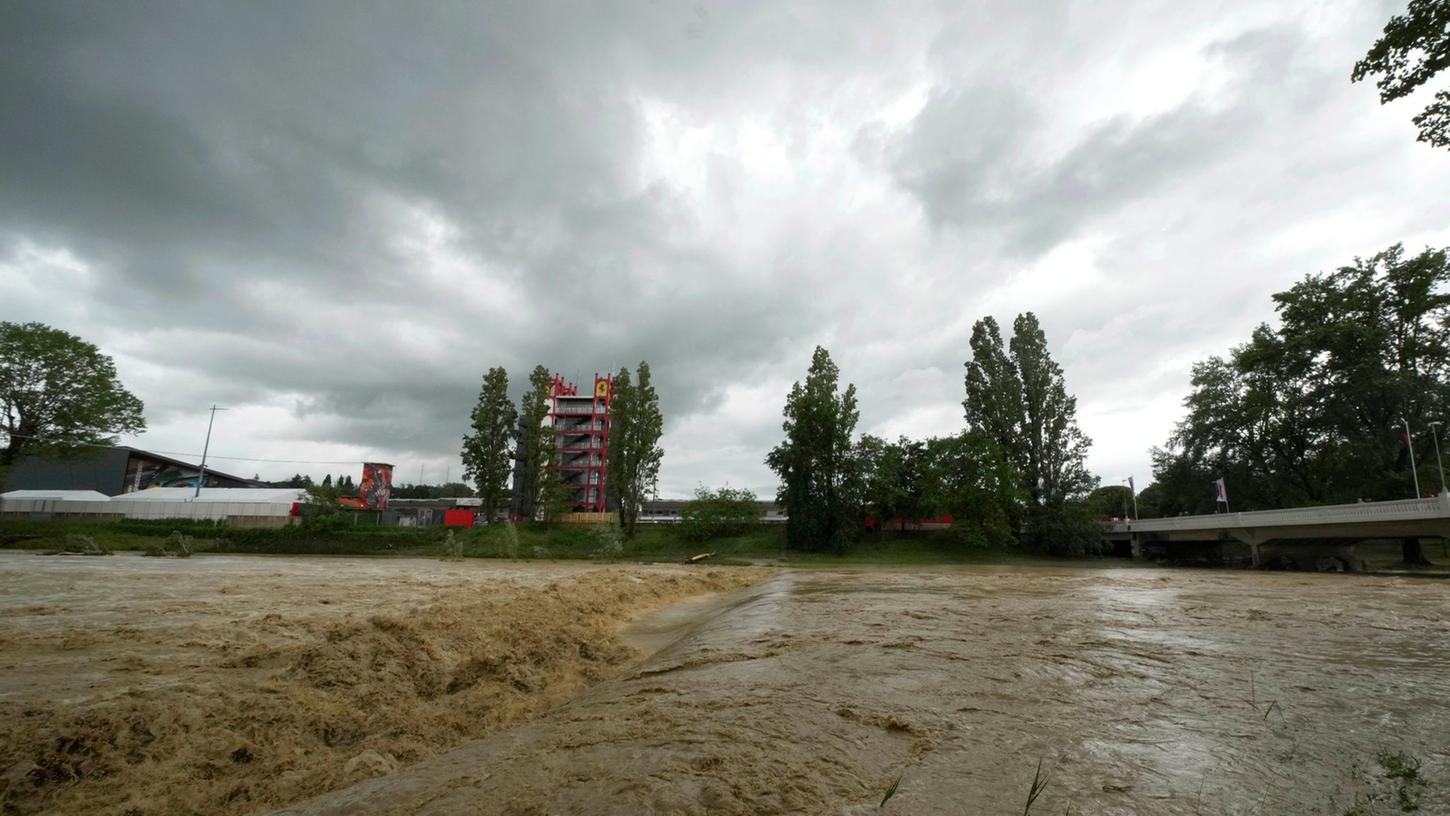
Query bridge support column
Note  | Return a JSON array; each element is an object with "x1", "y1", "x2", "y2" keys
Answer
[
  {"x1": 1401, "y1": 537, "x2": 1432, "y2": 566},
  {"x1": 1248, "y1": 541, "x2": 1261, "y2": 568},
  {"x1": 1130, "y1": 534, "x2": 1142, "y2": 560}
]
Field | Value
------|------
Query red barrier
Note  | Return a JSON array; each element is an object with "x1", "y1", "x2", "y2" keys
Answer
[{"x1": 443, "y1": 509, "x2": 476, "y2": 527}]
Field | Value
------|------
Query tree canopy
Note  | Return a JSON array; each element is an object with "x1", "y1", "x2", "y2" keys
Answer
[
  {"x1": 605, "y1": 362, "x2": 664, "y2": 538},
  {"x1": 767, "y1": 346, "x2": 860, "y2": 553},
  {"x1": 1154, "y1": 244, "x2": 1450, "y2": 510},
  {"x1": 1353, "y1": 0, "x2": 1450, "y2": 150},
  {"x1": 680, "y1": 485, "x2": 759, "y2": 542},
  {"x1": 963, "y1": 313, "x2": 1098, "y2": 553},
  {"x1": 461, "y1": 366, "x2": 516, "y2": 522},
  {"x1": 0, "y1": 322, "x2": 146, "y2": 471},
  {"x1": 964, "y1": 313, "x2": 1095, "y2": 507},
  {"x1": 513, "y1": 365, "x2": 555, "y2": 519}
]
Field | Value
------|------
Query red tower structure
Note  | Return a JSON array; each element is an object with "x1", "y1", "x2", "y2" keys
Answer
[{"x1": 548, "y1": 373, "x2": 613, "y2": 512}]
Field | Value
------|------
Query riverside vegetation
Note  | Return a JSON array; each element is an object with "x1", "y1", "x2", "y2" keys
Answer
[{"x1": 0, "y1": 517, "x2": 1056, "y2": 566}]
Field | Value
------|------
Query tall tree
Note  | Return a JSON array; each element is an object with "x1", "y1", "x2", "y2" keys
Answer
[
  {"x1": 1, "y1": 322, "x2": 146, "y2": 474},
  {"x1": 461, "y1": 366, "x2": 517, "y2": 522},
  {"x1": 514, "y1": 365, "x2": 555, "y2": 520},
  {"x1": 1083, "y1": 485, "x2": 1134, "y2": 520},
  {"x1": 1155, "y1": 244, "x2": 1450, "y2": 561},
  {"x1": 1158, "y1": 244, "x2": 1450, "y2": 511},
  {"x1": 964, "y1": 313, "x2": 1095, "y2": 507},
  {"x1": 767, "y1": 346, "x2": 860, "y2": 553},
  {"x1": 605, "y1": 362, "x2": 664, "y2": 539},
  {"x1": 1353, "y1": 0, "x2": 1450, "y2": 150}
]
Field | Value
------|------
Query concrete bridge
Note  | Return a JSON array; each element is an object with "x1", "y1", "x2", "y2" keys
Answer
[{"x1": 1105, "y1": 493, "x2": 1450, "y2": 570}]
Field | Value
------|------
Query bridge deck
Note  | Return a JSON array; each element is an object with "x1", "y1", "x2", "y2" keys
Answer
[{"x1": 1109, "y1": 493, "x2": 1450, "y2": 536}]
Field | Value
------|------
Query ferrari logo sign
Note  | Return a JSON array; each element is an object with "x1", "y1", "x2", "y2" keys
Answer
[{"x1": 594, "y1": 378, "x2": 610, "y2": 398}]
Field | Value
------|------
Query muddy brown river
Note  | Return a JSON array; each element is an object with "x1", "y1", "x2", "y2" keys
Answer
[
  {"x1": 2, "y1": 555, "x2": 1447, "y2": 814},
  {"x1": 275, "y1": 565, "x2": 1450, "y2": 816}
]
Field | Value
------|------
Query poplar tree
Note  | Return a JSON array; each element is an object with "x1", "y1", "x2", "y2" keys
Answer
[
  {"x1": 606, "y1": 362, "x2": 664, "y2": 538},
  {"x1": 461, "y1": 366, "x2": 516, "y2": 522},
  {"x1": 767, "y1": 346, "x2": 860, "y2": 553},
  {"x1": 965, "y1": 313, "x2": 1096, "y2": 553},
  {"x1": 514, "y1": 365, "x2": 556, "y2": 519},
  {"x1": 965, "y1": 313, "x2": 1094, "y2": 507}
]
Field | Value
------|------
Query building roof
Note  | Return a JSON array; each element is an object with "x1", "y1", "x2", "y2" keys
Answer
[
  {"x1": 112, "y1": 487, "x2": 307, "y2": 503},
  {"x1": 0, "y1": 489, "x2": 111, "y2": 501},
  {"x1": 113, "y1": 446, "x2": 258, "y2": 485},
  {"x1": 641, "y1": 499, "x2": 781, "y2": 513}
]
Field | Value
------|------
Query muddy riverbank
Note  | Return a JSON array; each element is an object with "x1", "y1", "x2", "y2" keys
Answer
[
  {"x1": 280, "y1": 565, "x2": 1450, "y2": 815},
  {"x1": 0, "y1": 553, "x2": 765, "y2": 815}
]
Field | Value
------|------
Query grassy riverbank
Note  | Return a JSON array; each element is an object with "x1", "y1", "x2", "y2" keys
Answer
[{"x1": 0, "y1": 518, "x2": 1041, "y2": 565}]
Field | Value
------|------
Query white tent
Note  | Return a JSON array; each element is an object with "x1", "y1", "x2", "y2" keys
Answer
[
  {"x1": 0, "y1": 490, "x2": 111, "y2": 502},
  {"x1": 112, "y1": 488, "x2": 306, "y2": 503}
]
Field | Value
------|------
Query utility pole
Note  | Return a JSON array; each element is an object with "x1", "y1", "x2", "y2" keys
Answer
[
  {"x1": 195, "y1": 405, "x2": 227, "y2": 499},
  {"x1": 1430, "y1": 421, "x2": 1446, "y2": 495},
  {"x1": 1121, "y1": 478, "x2": 1139, "y2": 520},
  {"x1": 1400, "y1": 416, "x2": 1421, "y2": 498}
]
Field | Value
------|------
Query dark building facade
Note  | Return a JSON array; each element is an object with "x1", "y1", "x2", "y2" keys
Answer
[{"x1": 3, "y1": 446, "x2": 256, "y2": 496}]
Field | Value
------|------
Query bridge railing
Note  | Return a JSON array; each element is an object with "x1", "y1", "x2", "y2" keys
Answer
[{"x1": 1110, "y1": 492, "x2": 1450, "y2": 534}]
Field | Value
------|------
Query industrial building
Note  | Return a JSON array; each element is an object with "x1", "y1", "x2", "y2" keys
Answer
[
  {"x1": 636, "y1": 499, "x2": 787, "y2": 524},
  {"x1": 2, "y1": 446, "x2": 258, "y2": 495},
  {"x1": 0, "y1": 487, "x2": 307, "y2": 528}
]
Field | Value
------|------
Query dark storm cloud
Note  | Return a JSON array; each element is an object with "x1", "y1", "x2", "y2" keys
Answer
[{"x1": 2, "y1": 1, "x2": 1448, "y2": 493}]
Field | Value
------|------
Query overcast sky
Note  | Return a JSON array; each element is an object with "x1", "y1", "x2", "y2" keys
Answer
[{"x1": 3, "y1": 1, "x2": 1448, "y2": 496}]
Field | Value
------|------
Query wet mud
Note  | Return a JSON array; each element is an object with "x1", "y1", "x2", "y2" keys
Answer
[
  {"x1": 0, "y1": 553, "x2": 764, "y2": 815},
  {"x1": 278, "y1": 566, "x2": 1450, "y2": 815}
]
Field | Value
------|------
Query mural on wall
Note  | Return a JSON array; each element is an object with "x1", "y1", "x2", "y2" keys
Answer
[
  {"x1": 123, "y1": 456, "x2": 207, "y2": 492},
  {"x1": 359, "y1": 462, "x2": 394, "y2": 509}
]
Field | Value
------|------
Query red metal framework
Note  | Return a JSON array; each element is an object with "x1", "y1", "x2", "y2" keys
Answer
[{"x1": 548, "y1": 373, "x2": 612, "y2": 512}]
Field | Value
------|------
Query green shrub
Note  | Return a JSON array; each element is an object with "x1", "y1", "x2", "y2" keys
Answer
[
  {"x1": 589, "y1": 524, "x2": 624, "y2": 559},
  {"x1": 48, "y1": 533, "x2": 110, "y2": 556},
  {"x1": 143, "y1": 531, "x2": 193, "y2": 557},
  {"x1": 680, "y1": 486, "x2": 761, "y2": 542},
  {"x1": 115, "y1": 518, "x2": 226, "y2": 536}
]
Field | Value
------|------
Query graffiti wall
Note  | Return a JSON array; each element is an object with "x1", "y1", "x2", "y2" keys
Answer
[
  {"x1": 359, "y1": 462, "x2": 394, "y2": 509},
  {"x1": 122, "y1": 454, "x2": 213, "y2": 492}
]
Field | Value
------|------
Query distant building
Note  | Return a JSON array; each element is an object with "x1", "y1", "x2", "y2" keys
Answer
[
  {"x1": 638, "y1": 499, "x2": 787, "y2": 525},
  {"x1": 2, "y1": 446, "x2": 258, "y2": 496}
]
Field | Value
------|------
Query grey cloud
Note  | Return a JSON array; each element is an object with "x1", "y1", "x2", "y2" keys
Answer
[{"x1": 3, "y1": 1, "x2": 1448, "y2": 492}]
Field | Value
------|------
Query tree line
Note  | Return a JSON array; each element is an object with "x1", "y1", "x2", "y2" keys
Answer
[
  {"x1": 1145, "y1": 244, "x2": 1449, "y2": 517},
  {"x1": 767, "y1": 313, "x2": 1100, "y2": 555},
  {"x1": 460, "y1": 361, "x2": 663, "y2": 536}
]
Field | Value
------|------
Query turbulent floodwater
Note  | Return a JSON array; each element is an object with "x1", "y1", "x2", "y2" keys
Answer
[
  {"x1": 278, "y1": 566, "x2": 1450, "y2": 816},
  {"x1": 0, "y1": 553, "x2": 764, "y2": 815}
]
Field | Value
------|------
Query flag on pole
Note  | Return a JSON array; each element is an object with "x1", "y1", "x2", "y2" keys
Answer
[
  {"x1": 1128, "y1": 476, "x2": 1135, "y2": 492},
  {"x1": 1213, "y1": 478, "x2": 1228, "y2": 504}
]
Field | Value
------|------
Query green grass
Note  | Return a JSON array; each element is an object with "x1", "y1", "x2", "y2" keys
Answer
[{"x1": 0, "y1": 518, "x2": 1087, "y2": 565}]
